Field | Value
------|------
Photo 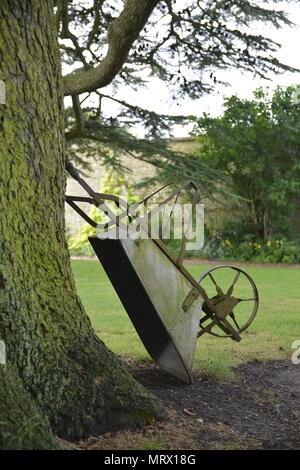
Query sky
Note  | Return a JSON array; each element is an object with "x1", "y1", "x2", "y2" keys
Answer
[
  {"x1": 64, "y1": 1, "x2": 300, "y2": 138},
  {"x1": 128, "y1": 2, "x2": 300, "y2": 137}
]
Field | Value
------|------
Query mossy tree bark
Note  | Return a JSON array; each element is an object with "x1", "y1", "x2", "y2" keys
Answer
[{"x1": 0, "y1": 0, "x2": 165, "y2": 449}]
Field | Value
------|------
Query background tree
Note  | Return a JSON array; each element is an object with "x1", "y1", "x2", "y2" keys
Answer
[
  {"x1": 193, "y1": 86, "x2": 300, "y2": 239},
  {"x1": 61, "y1": 0, "x2": 297, "y2": 188},
  {"x1": 0, "y1": 0, "x2": 298, "y2": 449}
]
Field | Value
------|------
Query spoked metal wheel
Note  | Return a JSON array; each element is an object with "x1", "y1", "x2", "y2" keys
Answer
[{"x1": 197, "y1": 265, "x2": 259, "y2": 342}]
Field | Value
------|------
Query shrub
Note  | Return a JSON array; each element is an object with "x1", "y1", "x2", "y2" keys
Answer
[{"x1": 202, "y1": 235, "x2": 300, "y2": 264}]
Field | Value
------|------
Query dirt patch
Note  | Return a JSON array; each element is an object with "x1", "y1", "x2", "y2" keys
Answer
[{"x1": 72, "y1": 358, "x2": 300, "y2": 450}]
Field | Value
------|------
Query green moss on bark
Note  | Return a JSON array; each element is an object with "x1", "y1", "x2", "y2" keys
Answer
[
  {"x1": 0, "y1": 365, "x2": 60, "y2": 449},
  {"x1": 0, "y1": 0, "x2": 165, "y2": 449}
]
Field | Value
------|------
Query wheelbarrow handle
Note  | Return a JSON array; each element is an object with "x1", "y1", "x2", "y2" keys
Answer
[
  {"x1": 66, "y1": 196, "x2": 99, "y2": 228},
  {"x1": 66, "y1": 160, "x2": 202, "y2": 262},
  {"x1": 65, "y1": 194, "x2": 131, "y2": 231}
]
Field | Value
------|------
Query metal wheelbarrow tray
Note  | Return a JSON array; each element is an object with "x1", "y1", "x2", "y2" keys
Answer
[{"x1": 89, "y1": 236, "x2": 203, "y2": 383}]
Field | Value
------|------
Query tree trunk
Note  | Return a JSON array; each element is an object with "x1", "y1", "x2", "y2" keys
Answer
[
  {"x1": 0, "y1": 0, "x2": 165, "y2": 449},
  {"x1": 263, "y1": 207, "x2": 272, "y2": 240}
]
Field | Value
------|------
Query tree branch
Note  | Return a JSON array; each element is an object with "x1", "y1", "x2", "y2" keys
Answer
[
  {"x1": 63, "y1": 0, "x2": 160, "y2": 96},
  {"x1": 72, "y1": 94, "x2": 85, "y2": 134},
  {"x1": 87, "y1": 0, "x2": 103, "y2": 49},
  {"x1": 61, "y1": 0, "x2": 90, "y2": 69}
]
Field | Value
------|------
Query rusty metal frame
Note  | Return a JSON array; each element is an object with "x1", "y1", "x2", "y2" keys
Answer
[
  {"x1": 66, "y1": 177, "x2": 213, "y2": 308},
  {"x1": 65, "y1": 172, "x2": 259, "y2": 334},
  {"x1": 66, "y1": 166, "x2": 260, "y2": 381}
]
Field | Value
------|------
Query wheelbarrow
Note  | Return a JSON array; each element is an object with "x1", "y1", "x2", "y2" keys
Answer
[{"x1": 66, "y1": 164, "x2": 259, "y2": 383}]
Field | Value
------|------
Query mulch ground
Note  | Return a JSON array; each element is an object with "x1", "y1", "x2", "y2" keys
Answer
[
  {"x1": 70, "y1": 358, "x2": 300, "y2": 451},
  {"x1": 68, "y1": 257, "x2": 299, "y2": 450}
]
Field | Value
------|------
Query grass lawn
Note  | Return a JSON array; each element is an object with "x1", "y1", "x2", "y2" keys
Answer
[{"x1": 71, "y1": 259, "x2": 300, "y2": 377}]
